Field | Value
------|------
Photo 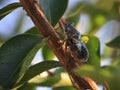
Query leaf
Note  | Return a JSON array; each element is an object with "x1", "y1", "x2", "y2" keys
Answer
[
  {"x1": 29, "y1": 72, "x2": 61, "y2": 87},
  {"x1": 27, "y1": 68, "x2": 71, "y2": 87},
  {"x1": 53, "y1": 86, "x2": 76, "y2": 90},
  {"x1": 106, "y1": 35, "x2": 120, "y2": 48},
  {"x1": 66, "y1": 3, "x2": 84, "y2": 26},
  {"x1": 25, "y1": 27, "x2": 40, "y2": 36},
  {"x1": 17, "y1": 37, "x2": 48, "y2": 83},
  {"x1": 74, "y1": 65, "x2": 120, "y2": 89},
  {"x1": 39, "y1": 0, "x2": 68, "y2": 26},
  {"x1": 0, "y1": 34, "x2": 41, "y2": 89},
  {"x1": 74, "y1": 65, "x2": 111, "y2": 83},
  {"x1": 86, "y1": 35, "x2": 100, "y2": 67},
  {"x1": 0, "y1": 2, "x2": 21, "y2": 20},
  {"x1": 17, "y1": 61, "x2": 61, "y2": 86},
  {"x1": 26, "y1": 27, "x2": 55, "y2": 60},
  {"x1": 17, "y1": 83, "x2": 36, "y2": 90},
  {"x1": 41, "y1": 44, "x2": 55, "y2": 60}
]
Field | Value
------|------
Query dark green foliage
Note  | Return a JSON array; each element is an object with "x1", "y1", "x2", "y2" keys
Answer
[
  {"x1": 106, "y1": 35, "x2": 120, "y2": 48},
  {"x1": 0, "y1": 34, "x2": 42, "y2": 89},
  {"x1": 0, "y1": 2, "x2": 21, "y2": 20},
  {"x1": 39, "y1": 0, "x2": 68, "y2": 26},
  {"x1": 17, "y1": 61, "x2": 61, "y2": 86}
]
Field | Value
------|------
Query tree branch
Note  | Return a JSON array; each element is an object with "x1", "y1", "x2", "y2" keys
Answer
[{"x1": 20, "y1": 0, "x2": 99, "y2": 90}]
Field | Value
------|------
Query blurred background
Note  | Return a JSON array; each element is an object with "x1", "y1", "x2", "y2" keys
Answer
[{"x1": 0, "y1": 0, "x2": 120, "y2": 90}]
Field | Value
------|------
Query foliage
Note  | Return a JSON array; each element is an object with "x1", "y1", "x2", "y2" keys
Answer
[{"x1": 0, "y1": 0, "x2": 120, "y2": 90}]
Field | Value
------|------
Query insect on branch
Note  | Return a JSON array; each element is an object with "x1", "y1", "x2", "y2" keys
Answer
[{"x1": 20, "y1": 0, "x2": 99, "y2": 90}]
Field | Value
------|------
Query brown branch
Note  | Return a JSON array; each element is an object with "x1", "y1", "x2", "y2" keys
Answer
[{"x1": 20, "y1": 0, "x2": 99, "y2": 90}]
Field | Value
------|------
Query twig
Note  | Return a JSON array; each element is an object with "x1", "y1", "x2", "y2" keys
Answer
[{"x1": 20, "y1": 0, "x2": 99, "y2": 90}]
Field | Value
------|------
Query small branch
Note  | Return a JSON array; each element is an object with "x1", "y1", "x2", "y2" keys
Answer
[{"x1": 20, "y1": 0, "x2": 99, "y2": 90}]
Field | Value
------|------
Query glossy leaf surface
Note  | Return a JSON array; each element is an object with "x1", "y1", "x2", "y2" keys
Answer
[
  {"x1": 18, "y1": 61, "x2": 61, "y2": 85},
  {"x1": 39, "y1": 0, "x2": 68, "y2": 26},
  {"x1": 0, "y1": 34, "x2": 41, "y2": 89}
]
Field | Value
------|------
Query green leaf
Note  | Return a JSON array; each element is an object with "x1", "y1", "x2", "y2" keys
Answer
[
  {"x1": 0, "y1": 34, "x2": 41, "y2": 89},
  {"x1": 106, "y1": 35, "x2": 120, "y2": 48},
  {"x1": 0, "y1": 2, "x2": 21, "y2": 20},
  {"x1": 17, "y1": 83, "x2": 36, "y2": 90},
  {"x1": 66, "y1": 3, "x2": 84, "y2": 26},
  {"x1": 27, "y1": 68, "x2": 72, "y2": 87},
  {"x1": 74, "y1": 65, "x2": 120, "y2": 90},
  {"x1": 53, "y1": 86, "x2": 76, "y2": 90},
  {"x1": 86, "y1": 35, "x2": 100, "y2": 67},
  {"x1": 29, "y1": 72, "x2": 61, "y2": 87},
  {"x1": 38, "y1": 0, "x2": 68, "y2": 26},
  {"x1": 25, "y1": 27, "x2": 40, "y2": 36},
  {"x1": 17, "y1": 37, "x2": 48, "y2": 83},
  {"x1": 42, "y1": 44, "x2": 55, "y2": 60},
  {"x1": 26, "y1": 27, "x2": 55, "y2": 60},
  {"x1": 17, "y1": 61, "x2": 61, "y2": 86},
  {"x1": 74, "y1": 65, "x2": 111, "y2": 83}
]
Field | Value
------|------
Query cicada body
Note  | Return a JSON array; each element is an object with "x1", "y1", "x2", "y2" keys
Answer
[{"x1": 64, "y1": 23, "x2": 89, "y2": 62}]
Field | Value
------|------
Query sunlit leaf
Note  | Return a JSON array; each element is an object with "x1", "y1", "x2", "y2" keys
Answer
[
  {"x1": 86, "y1": 35, "x2": 100, "y2": 67},
  {"x1": 106, "y1": 35, "x2": 120, "y2": 48},
  {"x1": 0, "y1": 2, "x2": 21, "y2": 20},
  {"x1": 75, "y1": 65, "x2": 120, "y2": 90},
  {"x1": 38, "y1": 0, "x2": 68, "y2": 26},
  {"x1": 28, "y1": 68, "x2": 71, "y2": 87},
  {"x1": 29, "y1": 72, "x2": 61, "y2": 87},
  {"x1": 17, "y1": 61, "x2": 61, "y2": 86},
  {"x1": 74, "y1": 65, "x2": 111, "y2": 83},
  {"x1": 42, "y1": 44, "x2": 55, "y2": 60}
]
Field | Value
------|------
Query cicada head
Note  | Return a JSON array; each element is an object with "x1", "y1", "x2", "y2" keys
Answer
[
  {"x1": 64, "y1": 23, "x2": 74, "y2": 33},
  {"x1": 64, "y1": 23, "x2": 81, "y2": 42}
]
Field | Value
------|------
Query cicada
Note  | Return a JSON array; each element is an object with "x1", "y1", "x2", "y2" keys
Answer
[
  {"x1": 58, "y1": 21, "x2": 89, "y2": 89},
  {"x1": 62, "y1": 23, "x2": 89, "y2": 62}
]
